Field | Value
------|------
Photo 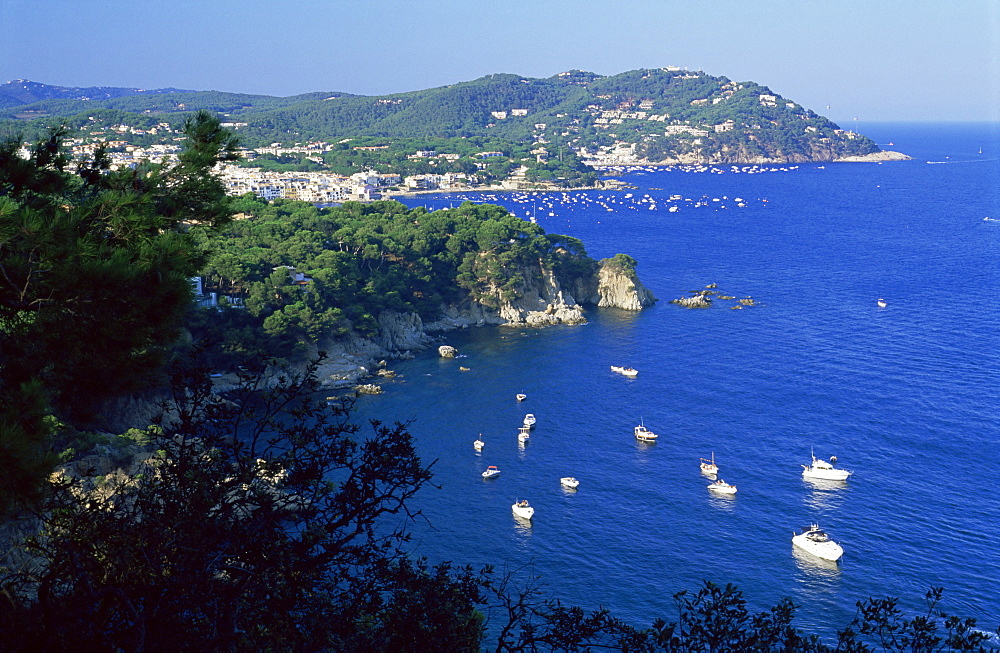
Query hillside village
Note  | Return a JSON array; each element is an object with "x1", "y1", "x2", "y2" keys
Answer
[
  {"x1": 7, "y1": 66, "x2": 881, "y2": 202},
  {"x1": 34, "y1": 124, "x2": 602, "y2": 202},
  {"x1": 25, "y1": 113, "x2": 869, "y2": 204}
]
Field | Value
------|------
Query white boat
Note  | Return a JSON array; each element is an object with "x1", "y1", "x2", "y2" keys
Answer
[
  {"x1": 516, "y1": 393, "x2": 527, "y2": 402},
  {"x1": 523, "y1": 413, "x2": 536, "y2": 429},
  {"x1": 877, "y1": 298, "x2": 887, "y2": 308},
  {"x1": 700, "y1": 452, "x2": 719, "y2": 475},
  {"x1": 801, "y1": 452, "x2": 852, "y2": 481},
  {"x1": 512, "y1": 499, "x2": 534, "y2": 519},
  {"x1": 792, "y1": 524, "x2": 844, "y2": 561},
  {"x1": 611, "y1": 365, "x2": 639, "y2": 377},
  {"x1": 560, "y1": 476, "x2": 579, "y2": 489},
  {"x1": 517, "y1": 426, "x2": 530, "y2": 442},
  {"x1": 708, "y1": 479, "x2": 737, "y2": 494},
  {"x1": 482, "y1": 465, "x2": 501, "y2": 479},
  {"x1": 634, "y1": 423, "x2": 658, "y2": 442},
  {"x1": 473, "y1": 436, "x2": 484, "y2": 451}
]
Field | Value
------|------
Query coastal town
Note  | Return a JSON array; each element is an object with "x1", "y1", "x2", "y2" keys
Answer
[
  {"x1": 40, "y1": 121, "x2": 871, "y2": 205},
  {"x1": 9, "y1": 67, "x2": 891, "y2": 205}
]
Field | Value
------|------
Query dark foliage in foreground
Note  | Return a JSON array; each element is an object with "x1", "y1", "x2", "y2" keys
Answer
[{"x1": 1, "y1": 361, "x2": 993, "y2": 651}]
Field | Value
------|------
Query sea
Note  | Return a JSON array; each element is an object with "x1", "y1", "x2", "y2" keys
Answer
[{"x1": 350, "y1": 122, "x2": 1000, "y2": 640}]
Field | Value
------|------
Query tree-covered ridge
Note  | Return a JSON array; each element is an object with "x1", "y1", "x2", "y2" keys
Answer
[
  {"x1": 192, "y1": 196, "x2": 593, "y2": 356},
  {"x1": 0, "y1": 79, "x2": 194, "y2": 110},
  {"x1": 1, "y1": 68, "x2": 880, "y2": 162}
]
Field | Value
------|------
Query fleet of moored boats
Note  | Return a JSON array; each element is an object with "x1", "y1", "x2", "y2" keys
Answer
[{"x1": 473, "y1": 379, "x2": 851, "y2": 560}]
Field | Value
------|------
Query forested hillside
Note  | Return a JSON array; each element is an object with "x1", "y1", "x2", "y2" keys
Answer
[
  {"x1": 1, "y1": 68, "x2": 880, "y2": 163},
  {"x1": 189, "y1": 196, "x2": 596, "y2": 367}
]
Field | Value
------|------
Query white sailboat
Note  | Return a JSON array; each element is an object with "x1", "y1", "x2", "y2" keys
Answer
[{"x1": 700, "y1": 452, "x2": 718, "y2": 475}]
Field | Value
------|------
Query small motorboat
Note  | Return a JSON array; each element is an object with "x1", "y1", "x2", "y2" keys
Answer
[
  {"x1": 792, "y1": 524, "x2": 844, "y2": 561},
  {"x1": 482, "y1": 465, "x2": 501, "y2": 479},
  {"x1": 611, "y1": 365, "x2": 639, "y2": 377},
  {"x1": 512, "y1": 499, "x2": 534, "y2": 520},
  {"x1": 708, "y1": 479, "x2": 737, "y2": 494},
  {"x1": 517, "y1": 426, "x2": 530, "y2": 442},
  {"x1": 700, "y1": 452, "x2": 719, "y2": 475},
  {"x1": 634, "y1": 423, "x2": 658, "y2": 442},
  {"x1": 473, "y1": 436, "x2": 484, "y2": 451},
  {"x1": 516, "y1": 393, "x2": 527, "y2": 402},
  {"x1": 560, "y1": 476, "x2": 579, "y2": 489},
  {"x1": 523, "y1": 413, "x2": 536, "y2": 429},
  {"x1": 801, "y1": 451, "x2": 852, "y2": 481},
  {"x1": 877, "y1": 298, "x2": 887, "y2": 308}
]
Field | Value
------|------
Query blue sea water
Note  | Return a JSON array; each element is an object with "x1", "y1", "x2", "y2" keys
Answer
[{"x1": 355, "y1": 122, "x2": 1000, "y2": 638}]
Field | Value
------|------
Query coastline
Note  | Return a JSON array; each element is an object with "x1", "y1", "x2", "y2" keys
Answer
[{"x1": 382, "y1": 152, "x2": 914, "y2": 200}]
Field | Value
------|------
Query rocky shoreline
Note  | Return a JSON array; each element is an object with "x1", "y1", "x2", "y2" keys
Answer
[
  {"x1": 210, "y1": 256, "x2": 657, "y2": 397},
  {"x1": 833, "y1": 150, "x2": 912, "y2": 162}
]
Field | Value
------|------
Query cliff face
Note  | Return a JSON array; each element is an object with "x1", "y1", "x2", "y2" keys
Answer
[
  {"x1": 446, "y1": 257, "x2": 656, "y2": 327},
  {"x1": 309, "y1": 257, "x2": 657, "y2": 390},
  {"x1": 573, "y1": 259, "x2": 658, "y2": 310}
]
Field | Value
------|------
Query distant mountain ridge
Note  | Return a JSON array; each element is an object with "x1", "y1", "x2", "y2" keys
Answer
[
  {"x1": 0, "y1": 79, "x2": 194, "y2": 110},
  {"x1": 0, "y1": 70, "x2": 883, "y2": 163}
]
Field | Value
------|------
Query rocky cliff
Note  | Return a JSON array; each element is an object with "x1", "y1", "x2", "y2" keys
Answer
[
  {"x1": 576, "y1": 259, "x2": 658, "y2": 310},
  {"x1": 311, "y1": 256, "x2": 656, "y2": 389}
]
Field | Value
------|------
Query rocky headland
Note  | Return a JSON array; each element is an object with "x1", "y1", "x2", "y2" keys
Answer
[
  {"x1": 297, "y1": 256, "x2": 656, "y2": 392},
  {"x1": 833, "y1": 150, "x2": 912, "y2": 162}
]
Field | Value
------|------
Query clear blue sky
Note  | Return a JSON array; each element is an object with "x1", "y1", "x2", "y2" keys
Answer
[{"x1": 1, "y1": 0, "x2": 997, "y2": 124}]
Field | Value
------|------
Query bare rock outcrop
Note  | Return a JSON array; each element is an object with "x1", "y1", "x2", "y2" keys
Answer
[
  {"x1": 574, "y1": 258, "x2": 658, "y2": 310},
  {"x1": 671, "y1": 294, "x2": 712, "y2": 308},
  {"x1": 833, "y1": 150, "x2": 911, "y2": 162}
]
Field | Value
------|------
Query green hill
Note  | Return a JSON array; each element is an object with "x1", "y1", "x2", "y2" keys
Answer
[{"x1": 0, "y1": 69, "x2": 880, "y2": 162}]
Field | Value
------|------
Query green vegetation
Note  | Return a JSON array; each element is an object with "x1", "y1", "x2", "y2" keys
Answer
[
  {"x1": 0, "y1": 110, "x2": 238, "y2": 512},
  {"x1": 1, "y1": 68, "x2": 881, "y2": 168},
  {"x1": 188, "y1": 195, "x2": 593, "y2": 367}
]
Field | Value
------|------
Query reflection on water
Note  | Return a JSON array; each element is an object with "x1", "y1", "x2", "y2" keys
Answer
[
  {"x1": 791, "y1": 546, "x2": 842, "y2": 594},
  {"x1": 707, "y1": 491, "x2": 737, "y2": 512},
  {"x1": 802, "y1": 478, "x2": 849, "y2": 510},
  {"x1": 512, "y1": 515, "x2": 534, "y2": 537}
]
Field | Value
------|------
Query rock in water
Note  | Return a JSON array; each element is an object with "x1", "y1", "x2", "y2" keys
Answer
[{"x1": 670, "y1": 294, "x2": 713, "y2": 308}]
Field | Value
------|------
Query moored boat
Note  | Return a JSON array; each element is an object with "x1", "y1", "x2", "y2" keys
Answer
[
  {"x1": 700, "y1": 452, "x2": 719, "y2": 475},
  {"x1": 560, "y1": 476, "x2": 579, "y2": 489},
  {"x1": 512, "y1": 499, "x2": 535, "y2": 519},
  {"x1": 523, "y1": 413, "x2": 536, "y2": 429},
  {"x1": 516, "y1": 393, "x2": 527, "y2": 402},
  {"x1": 473, "y1": 436, "x2": 484, "y2": 451},
  {"x1": 611, "y1": 365, "x2": 639, "y2": 377},
  {"x1": 801, "y1": 451, "x2": 852, "y2": 481},
  {"x1": 482, "y1": 465, "x2": 501, "y2": 479},
  {"x1": 792, "y1": 524, "x2": 844, "y2": 561},
  {"x1": 517, "y1": 426, "x2": 530, "y2": 442},
  {"x1": 708, "y1": 479, "x2": 737, "y2": 494},
  {"x1": 634, "y1": 423, "x2": 658, "y2": 442}
]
